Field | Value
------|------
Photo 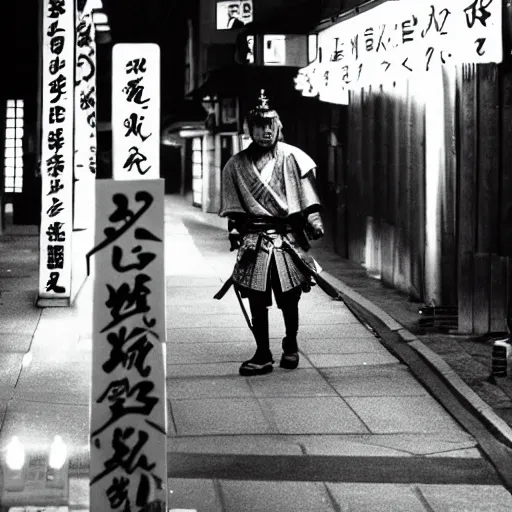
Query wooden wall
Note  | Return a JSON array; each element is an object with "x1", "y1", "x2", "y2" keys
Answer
[{"x1": 458, "y1": 62, "x2": 512, "y2": 334}]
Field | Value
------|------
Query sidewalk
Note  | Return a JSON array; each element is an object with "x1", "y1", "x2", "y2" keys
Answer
[{"x1": 0, "y1": 194, "x2": 511, "y2": 511}]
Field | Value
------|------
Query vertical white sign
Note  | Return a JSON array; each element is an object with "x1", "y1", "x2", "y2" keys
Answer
[
  {"x1": 112, "y1": 44, "x2": 160, "y2": 180},
  {"x1": 38, "y1": 0, "x2": 75, "y2": 300},
  {"x1": 90, "y1": 179, "x2": 167, "y2": 512},
  {"x1": 74, "y1": 7, "x2": 97, "y2": 230}
]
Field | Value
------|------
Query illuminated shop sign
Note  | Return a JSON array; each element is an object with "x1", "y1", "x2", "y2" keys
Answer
[
  {"x1": 295, "y1": 0, "x2": 503, "y2": 104},
  {"x1": 39, "y1": 0, "x2": 75, "y2": 300},
  {"x1": 217, "y1": 0, "x2": 253, "y2": 30}
]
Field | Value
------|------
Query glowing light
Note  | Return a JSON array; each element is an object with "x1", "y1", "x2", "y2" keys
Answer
[
  {"x1": 5, "y1": 436, "x2": 25, "y2": 470},
  {"x1": 49, "y1": 435, "x2": 68, "y2": 469},
  {"x1": 22, "y1": 352, "x2": 32, "y2": 368}
]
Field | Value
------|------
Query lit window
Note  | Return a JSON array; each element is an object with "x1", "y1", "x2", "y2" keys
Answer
[{"x1": 3, "y1": 99, "x2": 24, "y2": 193}]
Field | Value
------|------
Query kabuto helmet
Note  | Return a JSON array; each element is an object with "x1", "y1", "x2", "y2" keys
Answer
[{"x1": 246, "y1": 89, "x2": 283, "y2": 140}]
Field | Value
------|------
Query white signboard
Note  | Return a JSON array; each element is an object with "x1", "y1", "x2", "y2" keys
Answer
[
  {"x1": 217, "y1": 0, "x2": 253, "y2": 30},
  {"x1": 112, "y1": 44, "x2": 160, "y2": 180},
  {"x1": 74, "y1": 8, "x2": 97, "y2": 230},
  {"x1": 90, "y1": 179, "x2": 167, "y2": 512},
  {"x1": 38, "y1": 0, "x2": 75, "y2": 300},
  {"x1": 295, "y1": 0, "x2": 503, "y2": 104}
]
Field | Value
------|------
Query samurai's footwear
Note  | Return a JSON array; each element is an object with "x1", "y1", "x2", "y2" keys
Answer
[
  {"x1": 239, "y1": 352, "x2": 274, "y2": 376},
  {"x1": 279, "y1": 352, "x2": 299, "y2": 370}
]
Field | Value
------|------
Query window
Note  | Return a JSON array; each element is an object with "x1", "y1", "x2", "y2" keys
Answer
[{"x1": 4, "y1": 99, "x2": 24, "y2": 193}]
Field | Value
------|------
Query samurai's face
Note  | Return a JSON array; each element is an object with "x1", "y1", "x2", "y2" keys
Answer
[{"x1": 250, "y1": 118, "x2": 279, "y2": 148}]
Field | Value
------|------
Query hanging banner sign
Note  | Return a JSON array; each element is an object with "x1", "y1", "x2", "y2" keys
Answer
[
  {"x1": 74, "y1": 7, "x2": 97, "y2": 230},
  {"x1": 38, "y1": 0, "x2": 75, "y2": 301},
  {"x1": 295, "y1": 0, "x2": 503, "y2": 104},
  {"x1": 90, "y1": 179, "x2": 167, "y2": 512},
  {"x1": 112, "y1": 44, "x2": 160, "y2": 180}
]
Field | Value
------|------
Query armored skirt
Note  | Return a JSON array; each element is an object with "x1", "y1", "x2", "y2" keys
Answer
[{"x1": 219, "y1": 142, "x2": 323, "y2": 296}]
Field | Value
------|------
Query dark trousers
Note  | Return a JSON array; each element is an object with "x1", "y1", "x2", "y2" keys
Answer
[{"x1": 244, "y1": 256, "x2": 302, "y2": 355}]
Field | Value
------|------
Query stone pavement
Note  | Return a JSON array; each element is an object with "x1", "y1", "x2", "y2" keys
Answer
[{"x1": 0, "y1": 195, "x2": 511, "y2": 511}]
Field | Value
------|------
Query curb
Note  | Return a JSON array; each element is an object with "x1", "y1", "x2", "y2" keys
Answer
[{"x1": 319, "y1": 271, "x2": 512, "y2": 449}]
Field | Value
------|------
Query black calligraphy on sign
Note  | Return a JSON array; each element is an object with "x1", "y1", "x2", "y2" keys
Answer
[
  {"x1": 103, "y1": 324, "x2": 158, "y2": 377},
  {"x1": 102, "y1": 274, "x2": 153, "y2": 333},
  {"x1": 48, "y1": 0, "x2": 66, "y2": 18},
  {"x1": 464, "y1": 0, "x2": 493, "y2": 28},
  {"x1": 93, "y1": 378, "x2": 159, "y2": 436},
  {"x1": 77, "y1": 17, "x2": 93, "y2": 50},
  {"x1": 46, "y1": 271, "x2": 65, "y2": 293},
  {"x1": 123, "y1": 146, "x2": 151, "y2": 175},
  {"x1": 49, "y1": 75, "x2": 67, "y2": 103},
  {"x1": 91, "y1": 427, "x2": 156, "y2": 484},
  {"x1": 77, "y1": 54, "x2": 96, "y2": 83},
  {"x1": 112, "y1": 245, "x2": 157, "y2": 273},
  {"x1": 46, "y1": 221, "x2": 66, "y2": 242},
  {"x1": 49, "y1": 57, "x2": 65, "y2": 75},
  {"x1": 401, "y1": 16, "x2": 418, "y2": 44},
  {"x1": 47, "y1": 245, "x2": 65, "y2": 269},
  {"x1": 421, "y1": 5, "x2": 451, "y2": 38},
  {"x1": 48, "y1": 128, "x2": 64, "y2": 152},
  {"x1": 126, "y1": 58, "x2": 147, "y2": 75},
  {"x1": 364, "y1": 27, "x2": 374, "y2": 51},
  {"x1": 350, "y1": 34, "x2": 359, "y2": 60},
  {"x1": 80, "y1": 87, "x2": 96, "y2": 111},
  {"x1": 123, "y1": 77, "x2": 150, "y2": 106},
  {"x1": 47, "y1": 153, "x2": 65, "y2": 178},
  {"x1": 47, "y1": 197, "x2": 64, "y2": 217},
  {"x1": 49, "y1": 106, "x2": 65, "y2": 124},
  {"x1": 332, "y1": 38, "x2": 344, "y2": 62},
  {"x1": 48, "y1": 179, "x2": 64, "y2": 195},
  {"x1": 376, "y1": 25, "x2": 389, "y2": 53},
  {"x1": 86, "y1": 191, "x2": 159, "y2": 274},
  {"x1": 124, "y1": 113, "x2": 152, "y2": 142}
]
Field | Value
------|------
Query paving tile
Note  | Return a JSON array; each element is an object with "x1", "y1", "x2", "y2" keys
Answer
[
  {"x1": 298, "y1": 312, "x2": 361, "y2": 325},
  {"x1": 300, "y1": 324, "x2": 375, "y2": 339},
  {"x1": 0, "y1": 353, "x2": 23, "y2": 400},
  {"x1": 248, "y1": 369, "x2": 336, "y2": 397},
  {"x1": 220, "y1": 481, "x2": 335, "y2": 512},
  {"x1": 321, "y1": 366, "x2": 428, "y2": 397},
  {"x1": 337, "y1": 433, "x2": 478, "y2": 456},
  {"x1": 168, "y1": 478, "x2": 222, "y2": 512},
  {"x1": 166, "y1": 342, "x2": 254, "y2": 364},
  {"x1": 308, "y1": 351, "x2": 400, "y2": 368},
  {"x1": 0, "y1": 332, "x2": 33, "y2": 353},
  {"x1": 301, "y1": 338, "x2": 383, "y2": 354},
  {"x1": 327, "y1": 483, "x2": 426, "y2": 511},
  {"x1": 167, "y1": 362, "x2": 242, "y2": 378},
  {"x1": 166, "y1": 276, "x2": 222, "y2": 287},
  {"x1": 170, "y1": 398, "x2": 274, "y2": 436},
  {"x1": 291, "y1": 435, "x2": 415, "y2": 457},
  {"x1": 167, "y1": 313, "x2": 250, "y2": 329},
  {"x1": 344, "y1": 396, "x2": 466, "y2": 434},
  {"x1": 167, "y1": 327, "x2": 254, "y2": 344},
  {"x1": 169, "y1": 435, "x2": 303, "y2": 455},
  {"x1": 0, "y1": 400, "x2": 89, "y2": 459},
  {"x1": 260, "y1": 397, "x2": 370, "y2": 434},
  {"x1": 13, "y1": 356, "x2": 90, "y2": 405},
  {"x1": 0, "y1": 292, "x2": 41, "y2": 333},
  {"x1": 418, "y1": 484, "x2": 512, "y2": 511},
  {"x1": 167, "y1": 376, "x2": 254, "y2": 399}
]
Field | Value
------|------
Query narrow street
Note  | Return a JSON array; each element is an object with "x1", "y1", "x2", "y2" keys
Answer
[{"x1": 1, "y1": 195, "x2": 511, "y2": 510}]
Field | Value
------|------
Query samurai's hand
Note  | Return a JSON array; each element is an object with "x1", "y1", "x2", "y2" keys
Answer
[
  {"x1": 307, "y1": 211, "x2": 324, "y2": 240},
  {"x1": 229, "y1": 232, "x2": 241, "y2": 251}
]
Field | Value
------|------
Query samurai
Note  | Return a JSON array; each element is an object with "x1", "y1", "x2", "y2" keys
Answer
[{"x1": 215, "y1": 90, "x2": 329, "y2": 376}]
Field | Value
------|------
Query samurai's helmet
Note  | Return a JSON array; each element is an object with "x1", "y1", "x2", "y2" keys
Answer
[{"x1": 246, "y1": 89, "x2": 283, "y2": 144}]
